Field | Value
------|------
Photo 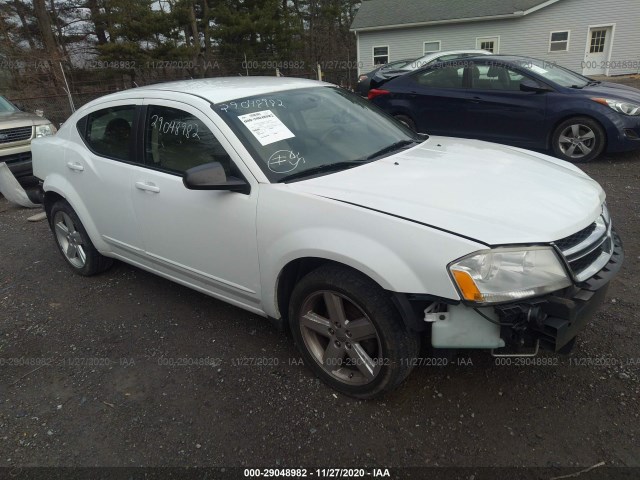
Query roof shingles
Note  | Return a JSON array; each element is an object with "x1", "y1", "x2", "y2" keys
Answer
[{"x1": 351, "y1": 0, "x2": 558, "y2": 30}]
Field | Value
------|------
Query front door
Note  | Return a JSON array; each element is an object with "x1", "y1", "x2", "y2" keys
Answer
[
  {"x1": 130, "y1": 99, "x2": 262, "y2": 311},
  {"x1": 583, "y1": 27, "x2": 612, "y2": 75}
]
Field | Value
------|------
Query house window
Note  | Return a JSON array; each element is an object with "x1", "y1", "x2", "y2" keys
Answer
[
  {"x1": 590, "y1": 29, "x2": 607, "y2": 53},
  {"x1": 549, "y1": 31, "x2": 570, "y2": 52},
  {"x1": 373, "y1": 46, "x2": 389, "y2": 65},
  {"x1": 423, "y1": 41, "x2": 441, "y2": 54},
  {"x1": 476, "y1": 37, "x2": 499, "y2": 53}
]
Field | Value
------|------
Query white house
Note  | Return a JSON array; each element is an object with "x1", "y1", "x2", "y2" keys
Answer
[{"x1": 351, "y1": 0, "x2": 640, "y2": 77}]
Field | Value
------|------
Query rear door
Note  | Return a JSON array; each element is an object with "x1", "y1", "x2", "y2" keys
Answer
[
  {"x1": 71, "y1": 100, "x2": 145, "y2": 256},
  {"x1": 463, "y1": 62, "x2": 548, "y2": 148},
  {"x1": 399, "y1": 62, "x2": 470, "y2": 135}
]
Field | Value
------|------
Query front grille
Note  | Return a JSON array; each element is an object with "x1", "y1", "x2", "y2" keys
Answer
[
  {"x1": 554, "y1": 213, "x2": 613, "y2": 282},
  {"x1": 554, "y1": 223, "x2": 597, "y2": 251},
  {"x1": 0, "y1": 126, "x2": 33, "y2": 144}
]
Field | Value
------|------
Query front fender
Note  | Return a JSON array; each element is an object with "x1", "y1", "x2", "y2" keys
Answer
[{"x1": 257, "y1": 186, "x2": 484, "y2": 318}]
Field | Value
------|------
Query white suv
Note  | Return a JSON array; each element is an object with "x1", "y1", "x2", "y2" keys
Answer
[{"x1": 32, "y1": 78, "x2": 623, "y2": 398}]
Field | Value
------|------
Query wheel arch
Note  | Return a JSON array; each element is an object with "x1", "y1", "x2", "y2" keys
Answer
[
  {"x1": 275, "y1": 257, "x2": 430, "y2": 333},
  {"x1": 41, "y1": 178, "x2": 109, "y2": 253},
  {"x1": 43, "y1": 190, "x2": 65, "y2": 219},
  {"x1": 391, "y1": 112, "x2": 417, "y2": 131}
]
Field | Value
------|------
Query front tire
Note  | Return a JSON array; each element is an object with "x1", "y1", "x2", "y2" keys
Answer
[
  {"x1": 551, "y1": 116, "x2": 605, "y2": 163},
  {"x1": 289, "y1": 265, "x2": 420, "y2": 399},
  {"x1": 49, "y1": 200, "x2": 113, "y2": 276}
]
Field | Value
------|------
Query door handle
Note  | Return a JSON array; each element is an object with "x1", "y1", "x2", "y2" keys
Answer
[
  {"x1": 66, "y1": 162, "x2": 84, "y2": 172},
  {"x1": 470, "y1": 97, "x2": 483, "y2": 104},
  {"x1": 135, "y1": 181, "x2": 160, "y2": 193}
]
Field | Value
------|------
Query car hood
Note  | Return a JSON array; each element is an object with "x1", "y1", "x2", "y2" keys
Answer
[
  {"x1": 583, "y1": 82, "x2": 640, "y2": 102},
  {"x1": 0, "y1": 111, "x2": 50, "y2": 127},
  {"x1": 287, "y1": 136, "x2": 605, "y2": 245}
]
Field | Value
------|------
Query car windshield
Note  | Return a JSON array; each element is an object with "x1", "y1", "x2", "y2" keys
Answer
[
  {"x1": 519, "y1": 59, "x2": 590, "y2": 88},
  {"x1": 0, "y1": 96, "x2": 19, "y2": 113},
  {"x1": 213, "y1": 87, "x2": 420, "y2": 182}
]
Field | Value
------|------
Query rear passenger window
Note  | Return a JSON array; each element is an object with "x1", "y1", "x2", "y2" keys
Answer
[
  {"x1": 414, "y1": 65, "x2": 465, "y2": 89},
  {"x1": 144, "y1": 105, "x2": 233, "y2": 175},
  {"x1": 79, "y1": 106, "x2": 135, "y2": 161}
]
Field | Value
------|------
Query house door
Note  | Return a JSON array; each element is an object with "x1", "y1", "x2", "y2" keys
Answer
[{"x1": 583, "y1": 27, "x2": 612, "y2": 75}]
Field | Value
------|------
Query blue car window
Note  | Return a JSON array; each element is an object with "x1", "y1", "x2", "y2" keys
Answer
[
  {"x1": 472, "y1": 65, "x2": 524, "y2": 91},
  {"x1": 415, "y1": 66, "x2": 465, "y2": 89}
]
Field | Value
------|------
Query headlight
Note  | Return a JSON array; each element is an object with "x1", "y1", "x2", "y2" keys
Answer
[
  {"x1": 592, "y1": 97, "x2": 640, "y2": 116},
  {"x1": 449, "y1": 247, "x2": 572, "y2": 304},
  {"x1": 35, "y1": 123, "x2": 57, "y2": 138},
  {"x1": 602, "y1": 202, "x2": 610, "y2": 225}
]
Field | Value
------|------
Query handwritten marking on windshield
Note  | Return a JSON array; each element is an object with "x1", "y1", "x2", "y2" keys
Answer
[
  {"x1": 268, "y1": 150, "x2": 305, "y2": 173},
  {"x1": 220, "y1": 99, "x2": 285, "y2": 112}
]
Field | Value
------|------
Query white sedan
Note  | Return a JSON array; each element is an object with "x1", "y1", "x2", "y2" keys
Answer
[{"x1": 32, "y1": 77, "x2": 623, "y2": 398}]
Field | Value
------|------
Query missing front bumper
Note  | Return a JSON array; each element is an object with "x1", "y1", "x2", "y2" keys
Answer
[{"x1": 495, "y1": 230, "x2": 624, "y2": 352}]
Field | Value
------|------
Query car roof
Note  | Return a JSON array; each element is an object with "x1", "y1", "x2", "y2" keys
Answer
[
  {"x1": 459, "y1": 55, "x2": 538, "y2": 64},
  {"x1": 400, "y1": 50, "x2": 491, "y2": 70},
  {"x1": 416, "y1": 49, "x2": 491, "y2": 61},
  {"x1": 88, "y1": 77, "x2": 329, "y2": 105},
  {"x1": 383, "y1": 58, "x2": 417, "y2": 66}
]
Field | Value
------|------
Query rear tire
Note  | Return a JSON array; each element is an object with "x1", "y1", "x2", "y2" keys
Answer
[
  {"x1": 289, "y1": 264, "x2": 420, "y2": 399},
  {"x1": 394, "y1": 114, "x2": 416, "y2": 132},
  {"x1": 49, "y1": 200, "x2": 113, "y2": 276},
  {"x1": 551, "y1": 116, "x2": 605, "y2": 163}
]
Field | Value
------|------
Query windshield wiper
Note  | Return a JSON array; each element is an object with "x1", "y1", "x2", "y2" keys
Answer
[
  {"x1": 365, "y1": 139, "x2": 419, "y2": 161},
  {"x1": 277, "y1": 139, "x2": 420, "y2": 183},
  {"x1": 587, "y1": 80, "x2": 602, "y2": 86},
  {"x1": 277, "y1": 161, "x2": 367, "y2": 183}
]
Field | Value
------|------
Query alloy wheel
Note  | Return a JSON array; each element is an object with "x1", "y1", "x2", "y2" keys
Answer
[
  {"x1": 558, "y1": 124, "x2": 596, "y2": 159},
  {"x1": 299, "y1": 290, "x2": 383, "y2": 386},
  {"x1": 53, "y1": 211, "x2": 87, "y2": 268}
]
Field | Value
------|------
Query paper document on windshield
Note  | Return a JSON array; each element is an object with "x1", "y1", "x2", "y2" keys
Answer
[{"x1": 238, "y1": 110, "x2": 295, "y2": 146}]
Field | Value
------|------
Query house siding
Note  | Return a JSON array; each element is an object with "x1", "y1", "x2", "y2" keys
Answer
[{"x1": 357, "y1": 0, "x2": 640, "y2": 76}]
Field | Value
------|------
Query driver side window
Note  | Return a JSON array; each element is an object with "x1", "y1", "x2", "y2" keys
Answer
[{"x1": 144, "y1": 105, "x2": 233, "y2": 174}]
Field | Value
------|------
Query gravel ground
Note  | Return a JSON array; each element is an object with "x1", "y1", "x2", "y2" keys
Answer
[{"x1": 1, "y1": 121, "x2": 639, "y2": 477}]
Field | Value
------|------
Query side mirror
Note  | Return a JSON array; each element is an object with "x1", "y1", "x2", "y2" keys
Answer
[
  {"x1": 183, "y1": 162, "x2": 250, "y2": 194},
  {"x1": 520, "y1": 78, "x2": 552, "y2": 93}
]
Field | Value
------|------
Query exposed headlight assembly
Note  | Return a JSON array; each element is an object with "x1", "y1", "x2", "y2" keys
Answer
[
  {"x1": 449, "y1": 247, "x2": 572, "y2": 304},
  {"x1": 592, "y1": 97, "x2": 640, "y2": 116},
  {"x1": 35, "y1": 123, "x2": 57, "y2": 138}
]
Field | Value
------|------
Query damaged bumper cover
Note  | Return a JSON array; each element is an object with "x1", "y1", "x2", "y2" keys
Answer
[{"x1": 495, "y1": 230, "x2": 624, "y2": 352}]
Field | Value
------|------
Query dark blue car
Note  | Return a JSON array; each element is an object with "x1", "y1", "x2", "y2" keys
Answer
[{"x1": 369, "y1": 56, "x2": 640, "y2": 162}]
